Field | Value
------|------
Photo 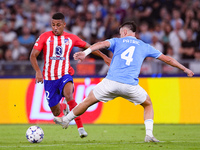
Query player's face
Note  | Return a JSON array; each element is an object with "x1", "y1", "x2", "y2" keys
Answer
[{"x1": 51, "y1": 19, "x2": 66, "y2": 36}]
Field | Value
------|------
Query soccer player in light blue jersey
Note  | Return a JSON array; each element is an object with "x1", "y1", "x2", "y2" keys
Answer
[{"x1": 54, "y1": 21, "x2": 194, "y2": 142}]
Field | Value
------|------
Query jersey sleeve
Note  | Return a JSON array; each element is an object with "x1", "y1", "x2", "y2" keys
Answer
[
  {"x1": 146, "y1": 44, "x2": 162, "y2": 58},
  {"x1": 106, "y1": 38, "x2": 116, "y2": 53},
  {"x1": 33, "y1": 33, "x2": 46, "y2": 51},
  {"x1": 73, "y1": 34, "x2": 87, "y2": 48}
]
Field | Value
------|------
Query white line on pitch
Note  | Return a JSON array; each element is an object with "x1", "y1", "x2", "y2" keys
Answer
[{"x1": 0, "y1": 141, "x2": 199, "y2": 148}]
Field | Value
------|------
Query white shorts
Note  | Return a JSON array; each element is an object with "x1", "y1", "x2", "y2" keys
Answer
[{"x1": 93, "y1": 78, "x2": 147, "y2": 105}]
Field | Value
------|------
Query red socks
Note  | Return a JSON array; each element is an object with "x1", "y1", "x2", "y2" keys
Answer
[{"x1": 67, "y1": 100, "x2": 83, "y2": 128}]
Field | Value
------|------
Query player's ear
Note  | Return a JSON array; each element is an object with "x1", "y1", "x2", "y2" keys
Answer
[
  {"x1": 124, "y1": 29, "x2": 127, "y2": 35},
  {"x1": 62, "y1": 20, "x2": 66, "y2": 27}
]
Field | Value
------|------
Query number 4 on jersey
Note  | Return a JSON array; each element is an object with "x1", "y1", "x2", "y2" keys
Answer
[{"x1": 121, "y1": 46, "x2": 135, "y2": 66}]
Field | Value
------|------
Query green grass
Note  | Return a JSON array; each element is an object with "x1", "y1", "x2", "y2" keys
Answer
[{"x1": 0, "y1": 124, "x2": 200, "y2": 150}]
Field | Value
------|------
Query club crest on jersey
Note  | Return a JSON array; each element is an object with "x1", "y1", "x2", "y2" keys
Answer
[
  {"x1": 55, "y1": 46, "x2": 62, "y2": 56},
  {"x1": 64, "y1": 39, "x2": 69, "y2": 45}
]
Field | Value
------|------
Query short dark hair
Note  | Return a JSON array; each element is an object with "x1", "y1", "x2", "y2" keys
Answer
[
  {"x1": 119, "y1": 21, "x2": 137, "y2": 32},
  {"x1": 52, "y1": 12, "x2": 65, "y2": 20}
]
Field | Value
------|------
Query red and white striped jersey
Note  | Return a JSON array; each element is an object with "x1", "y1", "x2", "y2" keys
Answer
[{"x1": 33, "y1": 31, "x2": 86, "y2": 80}]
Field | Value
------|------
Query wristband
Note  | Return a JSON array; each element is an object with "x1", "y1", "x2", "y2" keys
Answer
[{"x1": 83, "y1": 48, "x2": 92, "y2": 56}]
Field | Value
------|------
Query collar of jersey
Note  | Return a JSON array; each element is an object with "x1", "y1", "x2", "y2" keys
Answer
[{"x1": 126, "y1": 36, "x2": 136, "y2": 39}]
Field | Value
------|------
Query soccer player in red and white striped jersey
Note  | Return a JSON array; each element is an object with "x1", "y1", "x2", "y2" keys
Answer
[{"x1": 30, "y1": 12, "x2": 111, "y2": 138}]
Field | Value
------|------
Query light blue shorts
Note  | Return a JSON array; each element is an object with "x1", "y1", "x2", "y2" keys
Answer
[{"x1": 93, "y1": 78, "x2": 147, "y2": 105}]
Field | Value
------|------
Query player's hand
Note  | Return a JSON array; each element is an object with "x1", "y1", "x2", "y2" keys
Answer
[
  {"x1": 35, "y1": 71, "x2": 43, "y2": 83},
  {"x1": 73, "y1": 52, "x2": 86, "y2": 63},
  {"x1": 103, "y1": 57, "x2": 112, "y2": 66},
  {"x1": 184, "y1": 68, "x2": 194, "y2": 77}
]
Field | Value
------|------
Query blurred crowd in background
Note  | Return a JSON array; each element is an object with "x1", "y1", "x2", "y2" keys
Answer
[{"x1": 0, "y1": 0, "x2": 199, "y2": 75}]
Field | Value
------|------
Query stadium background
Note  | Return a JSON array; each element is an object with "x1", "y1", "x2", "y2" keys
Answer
[{"x1": 0, "y1": 0, "x2": 200, "y2": 125}]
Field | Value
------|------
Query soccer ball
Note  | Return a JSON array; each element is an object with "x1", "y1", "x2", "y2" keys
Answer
[{"x1": 26, "y1": 126, "x2": 44, "y2": 143}]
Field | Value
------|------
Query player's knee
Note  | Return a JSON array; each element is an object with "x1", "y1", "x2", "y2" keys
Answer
[
  {"x1": 141, "y1": 95, "x2": 152, "y2": 107},
  {"x1": 146, "y1": 97, "x2": 152, "y2": 105},
  {"x1": 64, "y1": 94, "x2": 73, "y2": 101}
]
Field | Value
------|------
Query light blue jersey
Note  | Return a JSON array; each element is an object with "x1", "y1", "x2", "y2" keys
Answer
[{"x1": 106, "y1": 36, "x2": 162, "y2": 85}]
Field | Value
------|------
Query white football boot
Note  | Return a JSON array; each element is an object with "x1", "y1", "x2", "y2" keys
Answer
[
  {"x1": 53, "y1": 117, "x2": 69, "y2": 129},
  {"x1": 144, "y1": 135, "x2": 160, "y2": 142},
  {"x1": 78, "y1": 127, "x2": 88, "y2": 138}
]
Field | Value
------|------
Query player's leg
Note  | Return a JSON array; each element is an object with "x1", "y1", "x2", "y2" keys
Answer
[
  {"x1": 44, "y1": 80, "x2": 67, "y2": 117},
  {"x1": 62, "y1": 81, "x2": 88, "y2": 138},
  {"x1": 62, "y1": 81, "x2": 82, "y2": 128},
  {"x1": 140, "y1": 95, "x2": 159, "y2": 142},
  {"x1": 50, "y1": 100, "x2": 68, "y2": 117},
  {"x1": 54, "y1": 78, "x2": 109, "y2": 134},
  {"x1": 140, "y1": 95, "x2": 154, "y2": 121},
  {"x1": 54, "y1": 90, "x2": 98, "y2": 128},
  {"x1": 125, "y1": 83, "x2": 159, "y2": 142},
  {"x1": 50, "y1": 103, "x2": 61, "y2": 116},
  {"x1": 69, "y1": 90, "x2": 99, "y2": 117}
]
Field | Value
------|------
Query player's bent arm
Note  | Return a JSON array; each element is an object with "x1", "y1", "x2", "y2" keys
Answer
[
  {"x1": 157, "y1": 54, "x2": 194, "y2": 77},
  {"x1": 30, "y1": 49, "x2": 43, "y2": 83},
  {"x1": 83, "y1": 43, "x2": 106, "y2": 59},
  {"x1": 30, "y1": 49, "x2": 41, "y2": 72}
]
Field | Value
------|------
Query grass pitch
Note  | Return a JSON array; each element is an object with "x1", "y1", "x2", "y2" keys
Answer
[{"x1": 0, "y1": 124, "x2": 200, "y2": 150}]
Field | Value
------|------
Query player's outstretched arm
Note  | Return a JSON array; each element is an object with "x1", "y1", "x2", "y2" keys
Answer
[
  {"x1": 74, "y1": 41, "x2": 111, "y2": 63},
  {"x1": 30, "y1": 49, "x2": 43, "y2": 83},
  {"x1": 157, "y1": 54, "x2": 194, "y2": 77},
  {"x1": 83, "y1": 42, "x2": 111, "y2": 66}
]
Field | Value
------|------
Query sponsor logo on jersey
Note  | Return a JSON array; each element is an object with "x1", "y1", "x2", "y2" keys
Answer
[
  {"x1": 55, "y1": 46, "x2": 62, "y2": 56},
  {"x1": 49, "y1": 46, "x2": 65, "y2": 60},
  {"x1": 50, "y1": 57, "x2": 65, "y2": 60}
]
